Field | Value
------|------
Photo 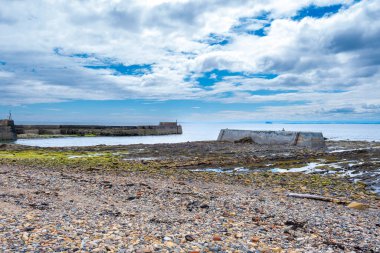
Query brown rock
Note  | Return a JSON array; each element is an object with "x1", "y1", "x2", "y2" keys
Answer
[
  {"x1": 213, "y1": 235, "x2": 222, "y2": 241},
  {"x1": 251, "y1": 236, "x2": 260, "y2": 242}
]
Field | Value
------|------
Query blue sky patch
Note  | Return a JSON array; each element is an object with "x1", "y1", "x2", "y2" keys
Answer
[
  {"x1": 293, "y1": 4, "x2": 343, "y2": 20},
  {"x1": 327, "y1": 107, "x2": 355, "y2": 114},
  {"x1": 53, "y1": 47, "x2": 152, "y2": 76},
  {"x1": 194, "y1": 69, "x2": 278, "y2": 88},
  {"x1": 196, "y1": 69, "x2": 236, "y2": 87},
  {"x1": 70, "y1": 53, "x2": 95, "y2": 59},
  {"x1": 53, "y1": 47, "x2": 64, "y2": 56},
  {"x1": 246, "y1": 27, "x2": 268, "y2": 37},
  {"x1": 231, "y1": 13, "x2": 272, "y2": 37},
  {"x1": 217, "y1": 90, "x2": 297, "y2": 98},
  {"x1": 84, "y1": 63, "x2": 153, "y2": 76},
  {"x1": 201, "y1": 33, "x2": 231, "y2": 46},
  {"x1": 317, "y1": 89, "x2": 347, "y2": 93},
  {"x1": 250, "y1": 73, "x2": 278, "y2": 79},
  {"x1": 54, "y1": 48, "x2": 99, "y2": 59}
]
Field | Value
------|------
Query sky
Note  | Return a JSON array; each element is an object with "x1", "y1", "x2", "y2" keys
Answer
[{"x1": 0, "y1": 0, "x2": 379, "y2": 124}]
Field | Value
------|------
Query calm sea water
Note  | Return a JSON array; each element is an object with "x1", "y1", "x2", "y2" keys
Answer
[{"x1": 14, "y1": 123, "x2": 380, "y2": 147}]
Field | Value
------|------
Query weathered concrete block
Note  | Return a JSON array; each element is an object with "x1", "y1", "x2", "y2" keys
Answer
[
  {"x1": 0, "y1": 120, "x2": 17, "y2": 141},
  {"x1": 217, "y1": 129, "x2": 325, "y2": 149}
]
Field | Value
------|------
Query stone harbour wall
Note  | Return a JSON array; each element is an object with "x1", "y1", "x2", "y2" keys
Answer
[
  {"x1": 217, "y1": 129, "x2": 326, "y2": 149},
  {"x1": 0, "y1": 120, "x2": 17, "y2": 141},
  {"x1": 15, "y1": 122, "x2": 182, "y2": 137}
]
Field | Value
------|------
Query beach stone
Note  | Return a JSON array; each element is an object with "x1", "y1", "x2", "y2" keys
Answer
[
  {"x1": 22, "y1": 232, "x2": 29, "y2": 241},
  {"x1": 185, "y1": 235, "x2": 195, "y2": 242},
  {"x1": 235, "y1": 233, "x2": 243, "y2": 238},
  {"x1": 347, "y1": 202, "x2": 369, "y2": 210},
  {"x1": 251, "y1": 236, "x2": 260, "y2": 243},
  {"x1": 135, "y1": 249, "x2": 150, "y2": 253},
  {"x1": 212, "y1": 235, "x2": 222, "y2": 241},
  {"x1": 200, "y1": 203, "x2": 209, "y2": 208},
  {"x1": 164, "y1": 241, "x2": 175, "y2": 247}
]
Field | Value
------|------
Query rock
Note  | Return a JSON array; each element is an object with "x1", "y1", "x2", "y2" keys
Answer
[
  {"x1": 347, "y1": 202, "x2": 369, "y2": 210},
  {"x1": 164, "y1": 241, "x2": 175, "y2": 247},
  {"x1": 234, "y1": 137, "x2": 254, "y2": 144},
  {"x1": 139, "y1": 248, "x2": 152, "y2": 253},
  {"x1": 212, "y1": 235, "x2": 222, "y2": 241},
  {"x1": 25, "y1": 213, "x2": 35, "y2": 220},
  {"x1": 200, "y1": 204, "x2": 209, "y2": 209},
  {"x1": 22, "y1": 232, "x2": 29, "y2": 241},
  {"x1": 235, "y1": 233, "x2": 243, "y2": 239},
  {"x1": 163, "y1": 236, "x2": 172, "y2": 241},
  {"x1": 185, "y1": 235, "x2": 195, "y2": 242},
  {"x1": 251, "y1": 236, "x2": 260, "y2": 243},
  {"x1": 24, "y1": 226, "x2": 35, "y2": 232}
]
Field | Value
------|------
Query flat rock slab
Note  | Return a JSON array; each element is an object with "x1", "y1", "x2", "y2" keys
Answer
[{"x1": 217, "y1": 129, "x2": 326, "y2": 149}]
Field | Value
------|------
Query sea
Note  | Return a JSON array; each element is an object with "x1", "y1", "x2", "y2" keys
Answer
[{"x1": 14, "y1": 123, "x2": 380, "y2": 147}]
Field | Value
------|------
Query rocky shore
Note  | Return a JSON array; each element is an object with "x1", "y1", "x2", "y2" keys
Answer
[{"x1": 0, "y1": 140, "x2": 379, "y2": 252}]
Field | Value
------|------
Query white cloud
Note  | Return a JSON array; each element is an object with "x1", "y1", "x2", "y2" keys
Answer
[{"x1": 0, "y1": 0, "x2": 379, "y2": 120}]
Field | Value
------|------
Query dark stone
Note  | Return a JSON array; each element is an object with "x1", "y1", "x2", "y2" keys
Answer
[
  {"x1": 185, "y1": 235, "x2": 195, "y2": 241},
  {"x1": 285, "y1": 220, "x2": 307, "y2": 230},
  {"x1": 200, "y1": 204, "x2": 209, "y2": 209},
  {"x1": 234, "y1": 137, "x2": 254, "y2": 144}
]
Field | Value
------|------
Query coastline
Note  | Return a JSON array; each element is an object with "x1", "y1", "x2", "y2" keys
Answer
[{"x1": 1, "y1": 140, "x2": 379, "y2": 252}]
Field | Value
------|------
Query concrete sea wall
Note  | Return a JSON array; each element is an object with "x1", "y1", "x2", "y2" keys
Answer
[
  {"x1": 217, "y1": 129, "x2": 326, "y2": 149},
  {"x1": 0, "y1": 120, "x2": 17, "y2": 141},
  {"x1": 15, "y1": 122, "x2": 182, "y2": 137}
]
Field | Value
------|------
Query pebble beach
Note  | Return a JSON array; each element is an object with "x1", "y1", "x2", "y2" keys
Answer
[{"x1": 1, "y1": 140, "x2": 379, "y2": 252}]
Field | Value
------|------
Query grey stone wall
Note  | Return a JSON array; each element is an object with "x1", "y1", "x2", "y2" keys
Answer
[
  {"x1": 217, "y1": 129, "x2": 326, "y2": 149},
  {"x1": 0, "y1": 120, "x2": 17, "y2": 141},
  {"x1": 15, "y1": 122, "x2": 182, "y2": 137}
]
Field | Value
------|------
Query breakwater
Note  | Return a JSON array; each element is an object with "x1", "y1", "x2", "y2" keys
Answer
[
  {"x1": 11, "y1": 122, "x2": 182, "y2": 138},
  {"x1": 217, "y1": 129, "x2": 326, "y2": 149},
  {"x1": 0, "y1": 120, "x2": 17, "y2": 141}
]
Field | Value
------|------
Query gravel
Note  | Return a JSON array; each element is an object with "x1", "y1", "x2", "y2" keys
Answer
[{"x1": 1, "y1": 161, "x2": 379, "y2": 252}]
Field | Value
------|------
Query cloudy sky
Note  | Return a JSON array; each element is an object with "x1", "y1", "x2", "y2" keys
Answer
[{"x1": 0, "y1": 0, "x2": 379, "y2": 124}]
